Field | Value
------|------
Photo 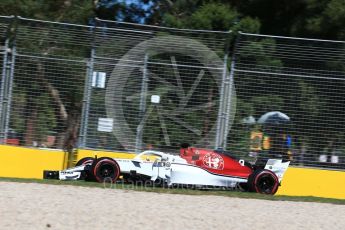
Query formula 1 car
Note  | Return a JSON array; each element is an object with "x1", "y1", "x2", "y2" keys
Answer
[{"x1": 44, "y1": 144, "x2": 290, "y2": 195}]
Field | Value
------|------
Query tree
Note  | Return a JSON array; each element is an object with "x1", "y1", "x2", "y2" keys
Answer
[
  {"x1": 148, "y1": 1, "x2": 261, "y2": 33},
  {"x1": 95, "y1": 0, "x2": 152, "y2": 22},
  {"x1": 234, "y1": 0, "x2": 345, "y2": 40},
  {"x1": 0, "y1": 0, "x2": 94, "y2": 24},
  {"x1": 303, "y1": 0, "x2": 345, "y2": 39}
]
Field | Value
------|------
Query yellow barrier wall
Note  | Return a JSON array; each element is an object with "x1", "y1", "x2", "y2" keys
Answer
[
  {"x1": 1, "y1": 146, "x2": 345, "y2": 199},
  {"x1": 276, "y1": 167, "x2": 345, "y2": 199},
  {"x1": 0, "y1": 145, "x2": 66, "y2": 179}
]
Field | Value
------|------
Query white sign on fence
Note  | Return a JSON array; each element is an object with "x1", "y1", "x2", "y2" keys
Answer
[
  {"x1": 97, "y1": 118, "x2": 113, "y2": 132},
  {"x1": 151, "y1": 95, "x2": 160, "y2": 104},
  {"x1": 92, "y1": 72, "x2": 106, "y2": 88}
]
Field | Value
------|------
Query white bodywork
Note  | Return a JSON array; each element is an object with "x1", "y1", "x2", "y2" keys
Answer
[
  {"x1": 264, "y1": 159, "x2": 290, "y2": 183},
  {"x1": 168, "y1": 163, "x2": 247, "y2": 187},
  {"x1": 58, "y1": 150, "x2": 290, "y2": 188}
]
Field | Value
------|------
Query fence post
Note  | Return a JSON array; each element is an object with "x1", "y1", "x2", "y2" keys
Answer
[
  {"x1": 222, "y1": 33, "x2": 239, "y2": 150},
  {"x1": 222, "y1": 59, "x2": 235, "y2": 150},
  {"x1": 215, "y1": 32, "x2": 232, "y2": 149},
  {"x1": 78, "y1": 47, "x2": 95, "y2": 148},
  {"x1": 0, "y1": 39, "x2": 15, "y2": 144},
  {"x1": 77, "y1": 21, "x2": 97, "y2": 149},
  {"x1": 0, "y1": 39, "x2": 8, "y2": 143},
  {"x1": 135, "y1": 52, "x2": 149, "y2": 153},
  {"x1": 3, "y1": 44, "x2": 16, "y2": 142}
]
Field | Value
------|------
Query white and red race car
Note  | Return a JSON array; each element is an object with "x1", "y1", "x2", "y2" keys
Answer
[{"x1": 44, "y1": 145, "x2": 290, "y2": 195}]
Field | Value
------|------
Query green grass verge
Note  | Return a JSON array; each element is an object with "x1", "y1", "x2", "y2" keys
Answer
[{"x1": 1, "y1": 177, "x2": 344, "y2": 205}]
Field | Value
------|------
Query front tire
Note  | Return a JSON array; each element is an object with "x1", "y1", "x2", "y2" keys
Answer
[
  {"x1": 76, "y1": 157, "x2": 94, "y2": 166},
  {"x1": 75, "y1": 157, "x2": 95, "y2": 181},
  {"x1": 238, "y1": 183, "x2": 249, "y2": 192},
  {"x1": 248, "y1": 169, "x2": 279, "y2": 195},
  {"x1": 91, "y1": 157, "x2": 120, "y2": 183}
]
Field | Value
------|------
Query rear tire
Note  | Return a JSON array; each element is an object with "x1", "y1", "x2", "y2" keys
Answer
[
  {"x1": 91, "y1": 157, "x2": 120, "y2": 183},
  {"x1": 248, "y1": 169, "x2": 279, "y2": 195}
]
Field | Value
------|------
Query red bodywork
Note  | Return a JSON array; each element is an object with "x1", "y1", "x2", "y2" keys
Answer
[{"x1": 180, "y1": 147, "x2": 253, "y2": 178}]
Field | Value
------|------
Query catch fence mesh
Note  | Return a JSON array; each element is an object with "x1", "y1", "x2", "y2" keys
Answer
[
  {"x1": 81, "y1": 19, "x2": 231, "y2": 152},
  {"x1": 0, "y1": 16, "x2": 345, "y2": 170},
  {"x1": 228, "y1": 33, "x2": 345, "y2": 169}
]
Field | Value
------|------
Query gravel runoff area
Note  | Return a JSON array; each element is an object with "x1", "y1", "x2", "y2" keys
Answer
[{"x1": 1, "y1": 182, "x2": 344, "y2": 230}]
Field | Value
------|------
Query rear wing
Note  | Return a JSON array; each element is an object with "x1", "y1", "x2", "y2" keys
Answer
[{"x1": 265, "y1": 159, "x2": 290, "y2": 183}]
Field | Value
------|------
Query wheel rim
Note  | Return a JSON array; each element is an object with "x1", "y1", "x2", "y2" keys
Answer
[
  {"x1": 256, "y1": 174, "x2": 277, "y2": 194},
  {"x1": 98, "y1": 163, "x2": 115, "y2": 179}
]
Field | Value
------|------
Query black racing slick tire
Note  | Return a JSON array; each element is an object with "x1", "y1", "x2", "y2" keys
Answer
[
  {"x1": 238, "y1": 183, "x2": 250, "y2": 192},
  {"x1": 248, "y1": 169, "x2": 279, "y2": 195},
  {"x1": 91, "y1": 157, "x2": 120, "y2": 183},
  {"x1": 75, "y1": 157, "x2": 95, "y2": 181}
]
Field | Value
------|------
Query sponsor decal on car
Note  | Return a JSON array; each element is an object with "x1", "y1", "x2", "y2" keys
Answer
[{"x1": 203, "y1": 152, "x2": 224, "y2": 170}]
